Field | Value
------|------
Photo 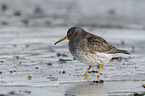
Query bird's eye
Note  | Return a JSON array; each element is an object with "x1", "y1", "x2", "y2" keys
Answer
[{"x1": 69, "y1": 32, "x2": 73, "y2": 36}]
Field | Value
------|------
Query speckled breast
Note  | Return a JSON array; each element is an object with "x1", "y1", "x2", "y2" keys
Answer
[{"x1": 68, "y1": 41, "x2": 113, "y2": 66}]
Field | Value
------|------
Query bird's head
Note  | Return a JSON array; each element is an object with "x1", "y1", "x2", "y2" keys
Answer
[{"x1": 54, "y1": 27, "x2": 84, "y2": 45}]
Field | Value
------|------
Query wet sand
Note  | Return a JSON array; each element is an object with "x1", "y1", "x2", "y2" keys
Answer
[{"x1": 0, "y1": 27, "x2": 145, "y2": 96}]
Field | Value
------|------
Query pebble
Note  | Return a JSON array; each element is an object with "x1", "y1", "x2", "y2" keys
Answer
[
  {"x1": 0, "y1": 90, "x2": 32, "y2": 96},
  {"x1": 35, "y1": 67, "x2": 39, "y2": 69},
  {"x1": 14, "y1": 56, "x2": 20, "y2": 60},
  {"x1": 44, "y1": 21, "x2": 51, "y2": 25},
  {"x1": 142, "y1": 84, "x2": 145, "y2": 88},
  {"x1": 34, "y1": 5, "x2": 43, "y2": 14},
  {"x1": 108, "y1": 9, "x2": 115, "y2": 15},
  {"x1": 59, "y1": 70, "x2": 66, "y2": 74},
  {"x1": 8, "y1": 91, "x2": 16, "y2": 95},
  {"x1": 56, "y1": 53, "x2": 68, "y2": 57},
  {"x1": 132, "y1": 92, "x2": 145, "y2": 96},
  {"x1": 25, "y1": 90, "x2": 31, "y2": 95},
  {"x1": 133, "y1": 93, "x2": 138, "y2": 96},
  {"x1": 64, "y1": 94, "x2": 70, "y2": 96},
  {"x1": 27, "y1": 76, "x2": 32, "y2": 80},
  {"x1": 0, "y1": 61, "x2": 4, "y2": 63},
  {"x1": 22, "y1": 19, "x2": 29, "y2": 25},
  {"x1": 13, "y1": 44, "x2": 17, "y2": 47},
  {"x1": 47, "y1": 63, "x2": 52, "y2": 66},
  {"x1": 31, "y1": 61, "x2": 35, "y2": 63},
  {"x1": 25, "y1": 44, "x2": 29, "y2": 48},
  {"x1": 14, "y1": 11, "x2": 21, "y2": 16},
  {"x1": 0, "y1": 72, "x2": 2, "y2": 75},
  {"x1": 64, "y1": 94, "x2": 76, "y2": 96},
  {"x1": 0, "y1": 94, "x2": 6, "y2": 96},
  {"x1": 57, "y1": 53, "x2": 61, "y2": 57},
  {"x1": 93, "y1": 80, "x2": 104, "y2": 83},
  {"x1": 16, "y1": 56, "x2": 20, "y2": 59},
  {"x1": 1, "y1": 4, "x2": 7, "y2": 12},
  {"x1": 62, "y1": 70, "x2": 66, "y2": 74},
  {"x1": 1, "y1": 21, "x2": 9, "y2": 26}
]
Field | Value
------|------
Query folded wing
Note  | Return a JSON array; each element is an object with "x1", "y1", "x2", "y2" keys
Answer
[{"x1": 86, "y1": 33, "x2": 129, "y2": 54}]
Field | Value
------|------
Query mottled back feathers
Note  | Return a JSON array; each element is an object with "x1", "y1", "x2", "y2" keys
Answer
[{"x1": 67, "y1": 27, "x2": 129, "y2": 55}]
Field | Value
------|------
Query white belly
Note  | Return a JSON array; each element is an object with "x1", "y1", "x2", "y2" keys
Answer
[{"x1": 71, "y1": 50, "x2": 114, "y2": 66}]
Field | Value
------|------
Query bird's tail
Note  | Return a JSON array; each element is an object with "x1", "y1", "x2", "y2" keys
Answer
[
  {"x1": 117, "y1": 49, "x2": 130, "y2": 54},
  {"x1": 107, "y1": 49, "x2": 130, "y2": 54}
]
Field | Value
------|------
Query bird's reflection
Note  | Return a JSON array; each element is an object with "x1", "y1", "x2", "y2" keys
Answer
[
  {"x1": 65, "y1": 80, "x2": 145, "y2": 96},
  {"x1": 65, "y1": 80, "x2": 108, "y2": 96}
]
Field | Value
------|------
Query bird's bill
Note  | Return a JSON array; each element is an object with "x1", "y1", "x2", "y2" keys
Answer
[{"x1": 54, "y1": 36, "x2": 68, "y2": 45}]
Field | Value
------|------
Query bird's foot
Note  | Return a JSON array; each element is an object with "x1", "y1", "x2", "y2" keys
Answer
[{"x1": 74, "y1": 74, "x2": 89, "y2": 78}]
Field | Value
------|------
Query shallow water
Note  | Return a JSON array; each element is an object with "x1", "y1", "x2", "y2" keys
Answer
[{"x1": 0, "y1": 27, "x2": 145, "y2": 96}]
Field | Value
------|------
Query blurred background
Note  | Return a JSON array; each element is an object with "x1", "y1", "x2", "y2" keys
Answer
[
  {"x1": 0, "y1": 0, "x2": 145, "y2": 28},
  {"x1": 0, "y1": 0, "x2": 145, "y2": 96}
]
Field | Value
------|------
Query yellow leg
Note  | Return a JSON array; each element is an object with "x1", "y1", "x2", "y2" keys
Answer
[
  {"x1": 75, "y1": 65, "x2": 92, "y2": 78},
  {"x1": 97, "y1": 65, "x2": 101, "y2": 81}
]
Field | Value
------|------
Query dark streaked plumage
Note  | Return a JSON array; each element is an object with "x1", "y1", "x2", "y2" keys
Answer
[
  {"x1": 54, "y1": 27, "x2": 129, "y2": 81},
  {"x1": 67, "y1": 27, "x2": 129, "y2": 54}
]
